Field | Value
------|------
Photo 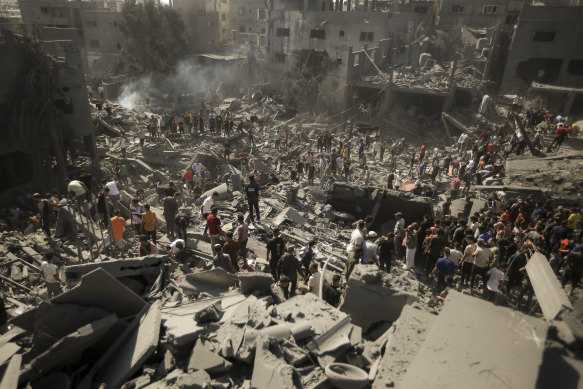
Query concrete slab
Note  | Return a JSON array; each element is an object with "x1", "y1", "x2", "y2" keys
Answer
[
  {"x1": 237, "y1": 272, "x2": 274, "y2": 294},
  {"x1": 399, "y1": 291, "x2": 549, "y2": 389},
  {"x1": 65, "y1": 255, "x2": 165, "y2": 281},
  {"x1": 19, "y1": 314, "x2": 118, "y2": 383},
  {"x1": 340, "y1": 265, "x2": 418, "y2": 331},
  {"x1": 0, "y1": 342, "x2": 20, "y2": 366},
  {"x1": 231, "y1": 173, "x2": 242, "y2": 192},
  {"x1": 372, "y1": 304, "x2": 436, "y2": 389},
  {"x1": 54, "y1": 205, "x2": 104, "y2": 242},
  {"x1": 178, "y1": 268, "x2": 237, "y2": 297},
  {"x1": 251, "y1": 336, "x2": 303, "y2": 389},
  {"x1": 51, "y1": 268, "x2": 147, "y2": 318},
  {"x1": 0, "y1": 354, "x2": 21, "y2": 389},
  {"x1": 307, "y1": 316, "x2": 361, "y2": 368},
  {"x1": 88, "y1": 300, "x2": 162, "y2": 389},
  {"x1": 161, "y1": 300, "x2": 215, "y2": 347},
  {"x1": 273, "y1": 207, "x2": 306, "y2": 227},
  {"x1": 276, "y1": 293, "x2": 349, "y2": 337},
  {"x1": 199, "y1": 183, "x2": 232, "y2": 203},
  {"x1": 187, "y1": 338, "x2": 232, "y2": 373},
  {"x1": 469, "y1": 199, "x2": 487, "y2": 217},
  {"x1": 526, "y1": 252, "x2": 572, "y2": 320}
]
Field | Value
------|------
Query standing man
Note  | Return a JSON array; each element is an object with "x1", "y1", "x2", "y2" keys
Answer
[
  {"x1": 432, "y1": 248, "x2": 457, "y2": 294},
  {"x1": 129, "y1": 198, "x2": 144, "y2": 234},
  {"x1": 468, "y1": 238, "x2": 492, "y2": 294},
  {"x1": 41, "y1": 252, "x2": 65, "y2": 299},
  {"x1": 361, "y1": 231, "x2": 380, "y2": 267},
  {"x1": 266, "y1": 228, "x2": 285, "y2": 280},
  {"x1": 377, "y1": 232, "x2": 395, "y2": 272},
  {"x1": 206, "y1": 208, "x2": 225, "y2": 249},
  {"x1": 236, "y1": 214, "x2": 249, "y2": 264},
  {"x1": 223, "y1": 233, "x2": 240, "y2": 272},
  {"x1": 278, "y1": 246, "x2": 300, "y2": 298},
  {"x1": 110, "y1": 209, "x2": 127, "y2": 255},
  {"x1": 393, "y1": 212, "x2": 405, "y2": 262},
  {"x1": 245, "y1": 175, "x2": 261, "y2": 223},
  {"x1": 201, "y1": 191, "x2": 218, "y2": 235},
  {"x1": 141, "y1": 203, "x2": 159, "y2": 245},
  {"x1": 163, "y1": 192, "x2": 180, "y2": 240}
]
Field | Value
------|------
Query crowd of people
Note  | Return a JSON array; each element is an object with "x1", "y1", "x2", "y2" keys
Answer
[{"x1": 2, "y1": 94, "x2": 580, "y2": 310}]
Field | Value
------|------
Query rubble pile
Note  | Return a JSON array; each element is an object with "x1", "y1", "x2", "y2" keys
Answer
[{"x1": 1, "y1": 83, "x2": 583, "y2": 388}]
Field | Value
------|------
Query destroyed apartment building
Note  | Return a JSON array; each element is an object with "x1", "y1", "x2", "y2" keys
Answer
[{"x1": 1, "y1": 0, "x2": 583, "y2": 388}]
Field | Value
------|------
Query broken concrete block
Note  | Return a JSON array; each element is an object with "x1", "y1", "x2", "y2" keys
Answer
[
  {"x1": 231, "y1": 173, "x2": 242, "y2": 192},
  {"x1": 244, "y1": 323, "x2": 293, "y2": 347},
  {"x1": 324, "y1": 363, "x2": 368, "y2": 389},
  {"x1": 187, "y1": 338, "x2": 232, "y2": 373},
  {"x1": 19, "y1": 314, "x2": 118, "y2": 384},
  {"x1": 199, "y1": 183, "x2": 232, "y2": 203},
  {"x1": 398, "y1": 291, "x2": 549, "y2": 389},
  {"x1": 372, "y1": 304, "x2": 436, "y2": 389},
  {"x1": 52, "y1": 268, "x2": 147, "y2": 317},
  {"x1": 0, "y1": 354, "x2": 21, "y2": 389},
  {"x1": 251, "y1": 336, "x2": 303, "y2": 389},
  {"x1": 162, "y1": 298, "x2": 222, "y2": 347},
  {"x1": 526, "y1": 252, "x2": 572, "y2": 320},
  {"x1": 306, "y1": 316, "x2": 361, "y2": 368},
  {"x1": 179, "y1": 268, "x2": 237, "y2": 297},
  {"x1": 0, "y1": 342, "x2": 20, "y2": 366},
  {"x1": 276, "y1": 293, "x2": 349, "y2": 337},
  {"x1": 273, "y1": 207, "x2": 306, "y2": 226},
  {"x1": 174, "y1": 369, "x2": 211, "y2": 389},
  {"x1": 340, "y1": 265, "x2": 417, "y2": 331},
  {"x1": 54, "y1": 205, "x2": 104, "y2": 242},
  {"x1": 194, "y1": 301, "x2": 224, "y2": 323},
  {"x1": 65, "y1": 255, "x2": 165, "y2": 281},
  {"x1": 237, "y1": 272, "x2": 273, "y2": 294},
  {"x1": 291, "y1": 322, "x2": 313, "y2": 341},
  {"x1": 82, "y1": 300, "x2": 162, "y2": 389}
]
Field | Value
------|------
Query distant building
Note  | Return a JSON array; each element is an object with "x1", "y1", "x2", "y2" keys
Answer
[
  {"x1": 436, "y1": 0, "x2": 524, "y2": 28},
  {"x1": 229, "y1": 0, "x2": 268, "y2": 47},
  {"x1": 18, "y1": 0, "x2": 125, "y2": 70},
  {"x1": 500, "y1": 2, "x2": 583, "y2": 114},
  {"x1": 268, "y1": 0, "x2": 434, "y2": 68},
  {"x1": 173, "y1": 0, "x2": 229, "y2": 53}
]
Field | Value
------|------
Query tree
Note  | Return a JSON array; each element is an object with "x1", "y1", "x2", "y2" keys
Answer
[{"x1": 119, "y1": 0, "x2": 186, "y2": 73}]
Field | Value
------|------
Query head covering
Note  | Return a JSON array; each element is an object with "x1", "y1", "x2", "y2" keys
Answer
[{"x1": 367, "y1": 231, "x2": 378, "y2": 239}]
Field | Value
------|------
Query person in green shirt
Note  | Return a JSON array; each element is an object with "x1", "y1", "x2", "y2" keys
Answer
[{"x1": 345, "y1": 246, "x2": 363, "y2": 281}]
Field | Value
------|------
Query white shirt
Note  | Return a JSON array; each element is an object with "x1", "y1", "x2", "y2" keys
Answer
[
  {"x1": 170, "y1": 239, "x2": 185, "y2": 255},
  {"x1": 202, "y1": 196, "x2": 214, "y2": 214},
  {"x1": 350, "y1": 228, "x2": 364, "y2": 248},
  {"x1": 448, "y1": 249, "x2": 463, "y2": 265},
  {"x1": 192, "y1": 162, "x2": 205, "y2": 173},
  {"x1": 487, "y1": 267, "x2": 504, "y2": 291},
  {"x1": 394, "y1": 174, "x2": 402, "y2": 187},
  {"x1": 41, "y1": 261, "x2": 59, "y2": 283},
  {"x1": 394, "y1": 218, "x2": 405, "y2": 236},
  {"x1": 129, "y1": 203, "x2": 144, "y2": 224},
  {"x1": 106, "y1": 181, "x2": 119, "y2": 196},
  {"x1": 308, "y1": 271, "x2": 322, "y2": 294},
  {"x1": 361, "y1": 240, "x2": 377, "y2": 264},
  {"x1": 458, "y1": 133, "x2": 468, "y2": 144}
]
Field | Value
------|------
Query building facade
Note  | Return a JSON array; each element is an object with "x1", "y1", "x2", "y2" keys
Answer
[{"x1": 229, "y1": 0, "x2": 269, "y2": 46}]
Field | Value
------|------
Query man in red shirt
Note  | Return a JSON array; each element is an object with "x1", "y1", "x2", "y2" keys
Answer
[
  {"x1": 185, "y1": 168, "x2": 194, "y2": 190},
  {"x1": 206, "y1": 208, "x2": 225, "y2": 249},
  {"x1": 450, "y1": 177, "x2": 461, "y2": 199},
  {"x1": 547, "y1": 123, "x2": 567, "y2": 152}
]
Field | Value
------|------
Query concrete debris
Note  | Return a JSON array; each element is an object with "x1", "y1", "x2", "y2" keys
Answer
[
  {"x1": 372, "y1": 304, "x2": 436, "y2": 388},
  {"x1": 179, "y1": 268, "x2": 238, "y2": 297},
  {"x1": 0, "y1": 354, "x2": 22, "y2": 389},
  {"x1": 399, "y1": 291, "x2": 549, "y2": 389},
  {"x1": 324, "y1": 363, "x2": 369, "y2": 389},
  {"x1": 194, "y1": 301, "x2": 224, "y2": 323},
  {"x1": 251, "y1": 336, "x2": 303, "y2": 389},
  {"x1": 237, "y1": 272, "x2": 274, "y2": 294},
  {"x1": 340, "y1": 265, "x2": 418, "y2": 331},
  {"x1": 273, "y1": 207, "x2": 306, "y2": 227},
  {"x1": 187, "y1": 338, "x2": 232, "y2": 373}
]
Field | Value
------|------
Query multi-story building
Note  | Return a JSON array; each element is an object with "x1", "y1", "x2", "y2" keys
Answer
[
  {"x1": 173, "y1": 0, "x2": 229, "y2": 53},
  {"x1": 229, "y1": 0, "x2": 269, "y2": 46},
  {"x1": 435, "y1": 0, "x2": 525, "y2": 28}
]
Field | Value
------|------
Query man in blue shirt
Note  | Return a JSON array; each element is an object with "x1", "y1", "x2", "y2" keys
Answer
[{"x1": 432, "y1": 248, "x2": 457, "y2": 293}]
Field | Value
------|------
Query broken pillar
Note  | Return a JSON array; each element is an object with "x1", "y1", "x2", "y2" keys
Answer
[
  {"x1": 340, "y1": 265, "x2": 418, "y2": 331},
  {"x1": 198, "y1": 183, "x2": 232, "y2": 203}
]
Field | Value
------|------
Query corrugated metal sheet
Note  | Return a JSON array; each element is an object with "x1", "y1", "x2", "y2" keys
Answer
[{"x1": 526, "y1": 252, "x2": 572, "y2": 320}]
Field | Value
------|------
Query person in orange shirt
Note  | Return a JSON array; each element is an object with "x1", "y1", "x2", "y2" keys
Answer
[{"x1": 110, "y1": 209, "x2": 127, "y2": 254}]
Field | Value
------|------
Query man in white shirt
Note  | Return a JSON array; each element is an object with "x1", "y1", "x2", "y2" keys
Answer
[
  {"x1": 307, "y1": 263, "x2": 322, "y2": 295},
  {"x1": 361, "y1": 231, "x2": 379, "y2": 267},
  {"x1": 129, "y1": 198, "x2": 144, "y2": 233},
  {"x1": 105, "y1": 179, "x2": 120, "y2": 201},
  {"x1": 393, "y1": 172, "x2": 402, "y2": 191},
  {"x1": 170, "y1": 238, "x2": 186, "y2": 255},
  {"x1": 192, "y1": 161, "x2": 205, "y2": 175},
  {"x1": 201, "y1": 191, "x2": 218, "y2": 234},
  {"x1": 348, "y1": 221, "x2": 365, "y2": 253},
  {"x1": 41, "y1": 252, "x2": 65, "y2": 299},
  {"x1": 448, "y1": 243, "x2": 463, "y2": 266},
  {"x1": 468, "y1": 238, "x2": 492, "y2": 294}
]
